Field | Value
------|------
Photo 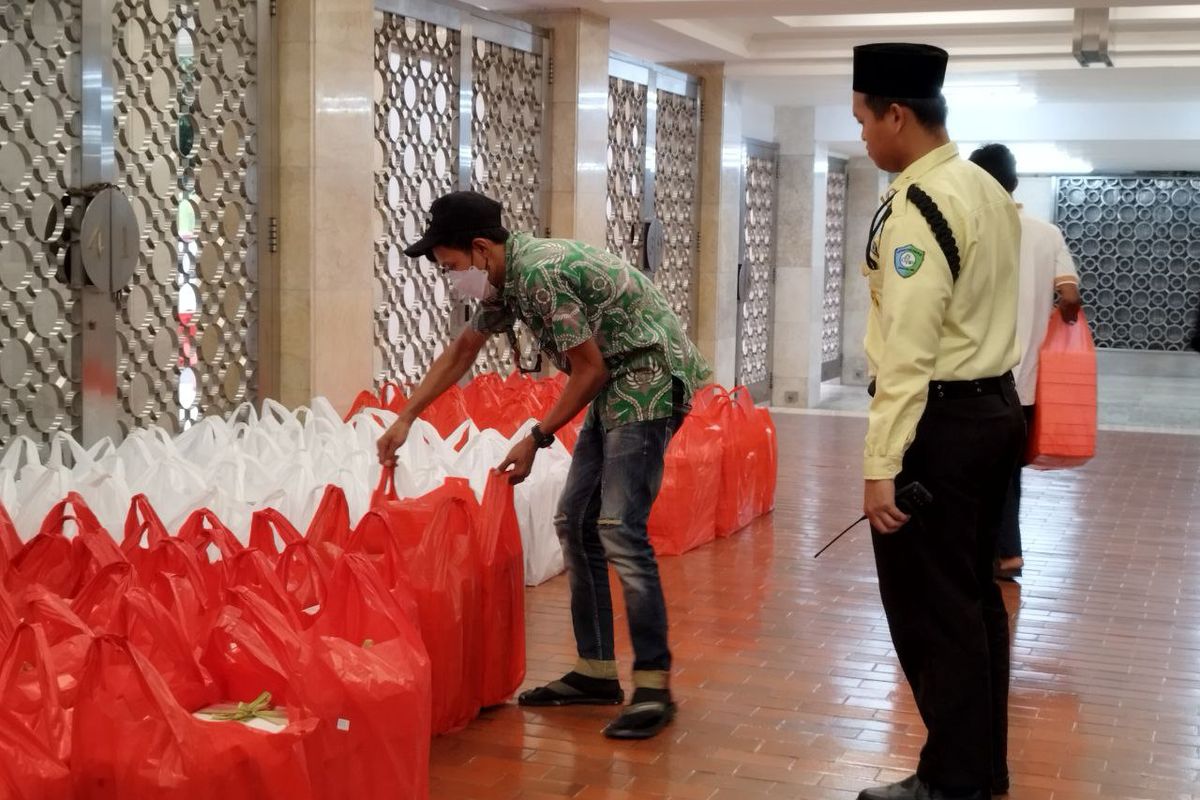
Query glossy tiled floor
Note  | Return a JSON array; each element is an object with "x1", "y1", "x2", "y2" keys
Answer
[{"x1": 430, "y1": 414, "x2": 1200, "y2": 800}]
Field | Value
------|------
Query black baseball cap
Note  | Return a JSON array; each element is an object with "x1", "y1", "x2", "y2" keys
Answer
[
  {"x1": 853, "y1": 43, "x2": 948, "y2": 99},
  {"x1": 403, "y1": 190, "x2": 504, "y2": 259}
]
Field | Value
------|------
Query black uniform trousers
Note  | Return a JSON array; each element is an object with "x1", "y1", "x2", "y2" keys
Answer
[
  {"x1": 871, "y1": 375, "x2": 1025, "y2": 795},
  {"x1": 996, "y1": 404, "x2": 1037, "y2": 560}
]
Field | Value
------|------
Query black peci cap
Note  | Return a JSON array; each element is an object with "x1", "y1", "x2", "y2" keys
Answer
[
  {"x1": 403, "y1": 191, "x2": 504, "y2": 259},
  {"x1": 853, "y1": 43, "x2": 949, "y2": 99}
]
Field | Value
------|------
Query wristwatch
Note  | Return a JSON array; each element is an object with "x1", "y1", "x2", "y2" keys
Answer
[{"x1": 530, "y1": 424, "x2": 556, "y2": 449}]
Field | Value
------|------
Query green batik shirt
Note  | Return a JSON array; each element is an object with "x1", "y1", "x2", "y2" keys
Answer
[{"x1": 472, "y1": 233, "x2": 712, "y2": 430}]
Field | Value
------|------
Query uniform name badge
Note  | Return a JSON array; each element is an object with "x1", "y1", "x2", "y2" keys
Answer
[{"x1": 893, "y1": 244, "x2": 925, "y2": 278}]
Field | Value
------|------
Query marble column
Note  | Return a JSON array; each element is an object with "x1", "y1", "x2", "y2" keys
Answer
[
  {"x1": 538, "y1": 11, "x2": 610, "y2": 249},
  {"x1": 841, "y1": 157, "x2": 889, "y2": 386},
  {"x1": 771, "y1": 107, "x2": 827, "y2": 408},
  {"x1": 673, "y1": 63, "x2": 742, "y2": 387},
  {"x1": 275, "y1": 0, "x2": 376, "y2": 414}
]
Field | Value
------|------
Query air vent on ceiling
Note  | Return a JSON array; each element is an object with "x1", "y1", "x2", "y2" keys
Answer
[{"x1": 1073, "y1": 8, "x2": 1114, "y2": 67}]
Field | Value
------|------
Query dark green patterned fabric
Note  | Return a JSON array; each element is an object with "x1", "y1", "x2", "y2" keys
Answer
[{"x1": 473, "y1": 233, "x2": 711, "y2": 429}]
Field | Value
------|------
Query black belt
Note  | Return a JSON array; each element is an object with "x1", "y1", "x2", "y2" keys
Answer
[
  {"x1": 928, "y1": 372, "x2": 1013, "y2": 400},
  {"x1": 866, "y1": 372, "x2": 1013, "y2": 399}
]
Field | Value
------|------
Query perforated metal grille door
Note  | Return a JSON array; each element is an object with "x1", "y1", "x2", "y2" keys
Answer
[
  {"x1": 470, "y1": 36, "x2": 543, "y2": 376},
  {"x1": 1056, "y1": 176, "x2": 1200, "y2": 350},
  {"x1": 821, "y1": 166, "x2": 847, "y2": 380},
  {"x1": 112, "y1": 0, "x2": 261, "y2": 434},
  {"x1": 737, "y1": 148, "x2": 778, "y2": 401},
  {"x1": 653, "y1": 88, "x2": 698, "y2": 333},
  {"x1": 0, "y1": 0, "x2": 82, "y2": 443},
  {"x1": 605, "y1": 76, "x2": 646, "y2": 266},
  {"x1": 372, "y1": 12, "x2": 460, "y2": 387}
]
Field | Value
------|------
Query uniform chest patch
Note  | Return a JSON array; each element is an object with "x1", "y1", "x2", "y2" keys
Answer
[{"x1": 893, "y1": 244, "x2": 925, "y2": 278}]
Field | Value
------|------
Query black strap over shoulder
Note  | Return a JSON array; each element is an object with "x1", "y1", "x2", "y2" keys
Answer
[{"x1": 905, "y1": 184, "x2": 961, "y2": 282}]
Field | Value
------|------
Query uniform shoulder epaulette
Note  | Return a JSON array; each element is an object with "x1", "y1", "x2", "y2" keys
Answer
[{"x1": 905, "y1": 184, "x2": 961, "y2": 282}]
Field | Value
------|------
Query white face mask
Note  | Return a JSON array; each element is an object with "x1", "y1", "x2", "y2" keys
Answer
[{"x1": 446, "y1": 266, "x2": 497, "y2": 302}]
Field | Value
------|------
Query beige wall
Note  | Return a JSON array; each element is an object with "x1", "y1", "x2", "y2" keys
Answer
[{"x1": 276, "y1": 0, "x2": 376, "y2": 414}]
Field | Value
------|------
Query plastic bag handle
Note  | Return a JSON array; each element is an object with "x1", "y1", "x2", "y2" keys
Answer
[
  {"x1": 0, "y1": 436, "x2": 42, "y2": 472},
  {"x1": 371, "y1": 464, "x2": 400, "y2": 506},
  {"x1": 249, "y1": 507, "x2": 304, "y2": 554},
  {"x1": 277, "y1": 540, "x2": 330, "y2": 609},
  {"x1": 178, "y1": 509, "x2": 244, "y2": 560},
  {"x1": 36, "y1": 492, "x2": 106, "y2": 539}
]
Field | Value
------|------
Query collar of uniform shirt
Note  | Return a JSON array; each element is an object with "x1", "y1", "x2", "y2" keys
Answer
[{"x1": 888, "y1": 141, "x2": 960, "y2": 195}]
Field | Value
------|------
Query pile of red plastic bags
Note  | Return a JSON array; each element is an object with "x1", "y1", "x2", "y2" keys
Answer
[
  {"x1": 348, "y1": 372, "x2": 778, "y2": 557},
  {"x1": 0, "y1": 468, "x2": 524, "y2": 798}
]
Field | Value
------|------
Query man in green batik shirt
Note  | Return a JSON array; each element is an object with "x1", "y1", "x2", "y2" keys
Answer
[{"x1": 377, "y1": 191, "x2": 710, "y2": 740}]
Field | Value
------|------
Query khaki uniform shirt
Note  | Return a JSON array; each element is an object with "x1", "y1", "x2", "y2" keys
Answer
[{"x1": 863, "y1": 142, "x2": 1021, "y2": 479}]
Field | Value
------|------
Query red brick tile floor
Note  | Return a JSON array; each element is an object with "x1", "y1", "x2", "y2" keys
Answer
[{"x1": 430, "y1": 414, "x2": 1200, "y2": 800}]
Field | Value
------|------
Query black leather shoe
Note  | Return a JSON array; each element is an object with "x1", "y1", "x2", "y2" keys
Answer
[
  {"x1": 857, "y1": 774, "x2": 985, "y2": 800},
  {"x1": 991, "y1": 774, "x2": 1010, "y2": 795}
]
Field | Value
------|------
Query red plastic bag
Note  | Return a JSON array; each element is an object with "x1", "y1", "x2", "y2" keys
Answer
[
  {"x1": 420, "y1": 385, "x2": 469, "y2": 439},
  {"x1": 71, "y1": 562, "x2": 136, "y2": 635},
  {"x1": 474, "y1": 472, "x2": 525, "y2": 707},
  {"x1": 19, "y1": 586, "x2": 94, "y2": 708},
  {"x1": 0, "y1": 702, "x2": 71, "y2": 800},
  {"x1": 278, "y1": 539, "x2": 330, "y2": 618},
  {"x1": 71, "y1": 635, "x2": 317, "y2": 800},
  {"x1": 305, "y1": 485, "x2": 352, "y2": 556},
  {"x1": 202, "y1": 606, "x2": 300, "y2": 713},
  {"x1": 313, "y1": 553, "x2": 418, "y2": 648},
  {"x1": 226, "y1": 549, "x2": 305, "y2": 629},
  {"x1": 115, "y1": 587, "x2": 218, "y2": 712},
  {"x1": 136, "y1": 539, "x2": 219, "y2": 645},
  {"x1": 648, "y1": 413, "x2": 722, "y2": 556},
  {"x1": 1028, "y1": 310, "x2": 1098, "y2": 469},
  {"x1": 0, "y1": 623, "x2": 71, "y2": 764},
  {"x1": 691, "y1": 386, "x2": 750, "y2": 537},
  {"x1": 0, "y1": 585, "x2": 16, "y2": 652},
  {"x1": 177, "y1": 508, "x2": 244, "y2": 556},
  {"x1": 405, "y1": 497, "x2": 480, "y2": 734},
  {"x1": 0, "y1": 503, "x2": 21, "y2": 577},
  {"x1": 275, "y1": 554, "x2": 432, "y2": 799},
  {"x1": 120, "y1": 494, "x2": 173, "y2": 574},
  {"x1": 729, "y1": 387, "x2": 777, "y2": 520},
  {"x1": 6, "y1": 493, "x2": 109, "y2": 597},
  {"x1": 220, "y1": 586, "x2": 432, "y2": 800},
  {"x1": 248, "y1": 507, "x2": 303, "y2": 557},
  {"x1": 344, "y1": 389, "x2": 382, "y2": 421}
]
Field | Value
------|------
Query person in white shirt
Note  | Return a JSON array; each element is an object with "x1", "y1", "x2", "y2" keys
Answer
[{"x1": 968, "y1": 144, "x2": 1083, "y2": 579}]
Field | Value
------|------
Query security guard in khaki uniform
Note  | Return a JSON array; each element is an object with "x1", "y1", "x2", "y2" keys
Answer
[{"x1": 850, "y1": 44, "x2": 1026, "y2": 800}]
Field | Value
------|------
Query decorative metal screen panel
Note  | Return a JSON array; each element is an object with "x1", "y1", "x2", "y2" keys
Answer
[
  {"x1": 470, "y1": 37, "x2": 543, "y2": 375},
  {"x1": 606, "y1": 77, "x2": 646, "y2": 265},
  {"x1": 112, "y1": 0, "x2": 260, "y2": 435},
  {"x1": 653, "y1": 89, "x2": 698, "y2": 333},
  {"x1": 822, "y1": 167, "x2": 848, "y2": 379},
  {"x1": 373, "y1": 12, "x2": 460, "y2": 387},
  {"x1": 737, "y1": 154, "x2": 778, "y2": 393},
  {"x1": 0, "y1": 0, "x2": 81, "y2": 444},
  {"x1": 1056, "y1": 176, "x2": 1200, "y2": 350}
]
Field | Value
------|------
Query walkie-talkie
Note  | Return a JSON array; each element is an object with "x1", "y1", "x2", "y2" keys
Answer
[{"x1": 812, "y1": 481, "x2": 933, "y2": 559}]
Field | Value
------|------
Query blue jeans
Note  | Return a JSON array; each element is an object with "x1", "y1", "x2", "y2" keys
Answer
[{"x1": 554, "y1": 407, "x2": 681, "y2": 673}]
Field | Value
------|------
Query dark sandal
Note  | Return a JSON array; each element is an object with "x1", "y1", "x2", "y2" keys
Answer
[
  {"x1": 603, "y1": 700, "x2": 677, "y2": 739},
  {"x1": 518, "y1": 676, "x2": 624, "y2": 707}
]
